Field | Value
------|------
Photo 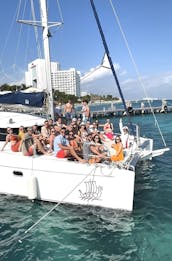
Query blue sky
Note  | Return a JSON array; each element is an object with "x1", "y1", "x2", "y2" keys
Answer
[{"x1": 0, "y1": 0, "x2": 172, "y2": 99}]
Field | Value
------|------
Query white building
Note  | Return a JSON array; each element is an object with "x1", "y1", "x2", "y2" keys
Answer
[
  {"x1": 25, "y1": 59, "x2": 81, "y2": 96},
  {"x1": 25, "y1": 58, "x2": 60, "y2": 91},
  {"x1": 51, "y1": 68, "x2": 81, "y2": 96}
]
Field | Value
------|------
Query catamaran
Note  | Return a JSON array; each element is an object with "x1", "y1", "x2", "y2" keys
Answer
[{"x1": 0, "y1": 0, "x2": 169, "y2": 212}]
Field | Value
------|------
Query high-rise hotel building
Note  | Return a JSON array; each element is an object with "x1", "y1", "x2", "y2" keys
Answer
[
  {"x1": 51, "y1": 69, "x2": 80, "y2": 96},
  {"x1": 25, "y1": 58, "x2": 81, "y2": 96}
]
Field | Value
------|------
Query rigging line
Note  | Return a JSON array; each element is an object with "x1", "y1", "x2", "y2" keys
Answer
[
  {"x1": 14, "y1": 0, "x2": 28, "y2": 69},
  {"x1": 81, "y1": 54, "x2": 111, "y2": 82},
  {"x1": 13, "y1": 24, "x2": 24, "y2": 69},
  {"x1": 1, "y1": 0, "x2": 27, "y2": 82},
  {"x1": 49, "y1": 0, "x2": 64, "y2": 35},
  {"x1": 81, "y1": 64, "x2": 112, "y2": 82},
  {"x1": 0, "y1": 68, "x2": 16, "y2": 82},
  {"x1": 90, "y1": 0, "x2": 135, "y2": 136},
  {"x1": 81, "y1": 65, "x2": 102, "y2": 81},
  {"x1": 31, "y1": 0, "x2": 42, "y2": 59},
  {"x1": 24, "y1": 23, "x2": 32, "y2": 66},
  {"x1": 17, "y1": 165, "x2": 97, "y2": 243},
  {"x1": 16, "y1": 0, "x2": 22, "y2": 21},
  {"x1": 109, "y1": 0, "x2": 167, "y2": 147},
  {"x1": 56, "y1": 0, "x2": 64, "y2": 24},
  {"x1": 0, "y1": 2, "x2": 20, "y2": 66},
  {"x1": 17, "y1": 0, "x2": 32, "y2": 71}
]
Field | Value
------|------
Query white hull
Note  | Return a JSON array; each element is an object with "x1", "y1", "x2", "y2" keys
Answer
[
  {"x1": 0, "y1": 111, "x2": 46, "y2": 129},
  {"x1": 0, "y1": 143, "x2": 135, "y2": 212},
  {"x1": 0, "y1": 133, "x2": 168, "y2": 212}
]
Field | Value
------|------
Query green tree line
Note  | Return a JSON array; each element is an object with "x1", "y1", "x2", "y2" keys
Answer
[{"x1": 0, "y1": 84, "x2": 119, "y2": 104}]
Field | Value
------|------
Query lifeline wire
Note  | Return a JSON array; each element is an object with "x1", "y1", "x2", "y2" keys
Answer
[
  {"x1": 0, "y1": 165, "x2": 97, "y2": 261},
  {"x1": 109, "y1": 0, "x2": 167, "y2": 147},
  {"x1": 18, "y1": 165, "x2": 97, "y2": 243}
]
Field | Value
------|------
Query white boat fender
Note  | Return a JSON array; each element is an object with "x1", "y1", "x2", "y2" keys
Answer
[{"x1": 27, "y1": 175, "x2": 38, "y2": 200}]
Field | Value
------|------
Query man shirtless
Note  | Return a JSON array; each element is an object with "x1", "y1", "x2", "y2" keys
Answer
[
  {"x1": 81, "y1": 100, "x2": 90, "y2": 123},
  {"x1": 64, "y1": 100, "x2": 73, "y2": 125}
]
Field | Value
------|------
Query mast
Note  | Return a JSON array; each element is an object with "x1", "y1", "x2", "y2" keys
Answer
[
  {"x1": 17, "y1": 0, "x2": 63, "y2": 121},
  {"x1": 90, "y1": 0, "x2": 134, "y2": 133},
  {"x1": 40, "y1": 0, "x2": 54, "y2": 120}
]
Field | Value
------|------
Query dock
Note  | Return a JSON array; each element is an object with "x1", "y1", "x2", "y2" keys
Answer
[
  {"x1": 77, "y1": 105, "x2": 172, "y2": 118},
  {"x1": 1, "y1": 103, "x2": 172, "y2": 119}
]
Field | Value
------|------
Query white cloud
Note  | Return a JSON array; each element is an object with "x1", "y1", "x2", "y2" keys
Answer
[
  {"x1": 121, "y1": 78, "x2": 136, "y2": 85},
  {"x1": 81, "y1": 64, "x2": 172, "y2": 100},
  {"x1": 119, "y1": 70, "x2": 127, "y2": 76}
]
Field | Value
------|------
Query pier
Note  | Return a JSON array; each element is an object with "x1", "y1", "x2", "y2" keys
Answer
[
  {"x1": 1, "y1": 103, "x2": 172, "y2": 119},
  {"x1": 79, "y1": 105, "x2": 172, "y2": 118}
]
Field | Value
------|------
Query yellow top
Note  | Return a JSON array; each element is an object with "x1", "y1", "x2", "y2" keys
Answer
[
  {"x1": 111, "y1": 142, "x2": 124, "y2": 162},
  {"x1": 18, "y1": 130, "x2": 25, "y2": 140}
]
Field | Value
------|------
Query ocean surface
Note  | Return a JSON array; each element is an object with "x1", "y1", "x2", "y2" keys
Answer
[
  {"x1": 0, "y1": 112, "x2": 172, "y2": 261},
  {"x1": 75, "y1": 99, "x2": 172, "y2": 113}
]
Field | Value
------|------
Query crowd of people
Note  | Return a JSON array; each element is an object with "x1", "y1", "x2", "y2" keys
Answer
[{"x1": 1, "y1": 100, "x2": 134, "y2": 164}]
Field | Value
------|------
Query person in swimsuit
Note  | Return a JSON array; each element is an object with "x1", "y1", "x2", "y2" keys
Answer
[
  {"x1": 81, "y1": 100, "x2": 90, "y2": 123},
  {"x1": 1, "y1": 128, "x2": 21, "y2": 152},
  {"x1": 64, "y1": 100, "x2": 73, "y2": 125}
]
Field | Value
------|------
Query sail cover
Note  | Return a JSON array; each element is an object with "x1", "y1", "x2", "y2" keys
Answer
[{"x1": 0, "y1": 92, "x2": 46, "y2": 107}]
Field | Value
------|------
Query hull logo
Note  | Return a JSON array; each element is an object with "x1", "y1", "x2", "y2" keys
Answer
[{"x1": 79, "y1": 180, "x2": 103, "y2": 201}]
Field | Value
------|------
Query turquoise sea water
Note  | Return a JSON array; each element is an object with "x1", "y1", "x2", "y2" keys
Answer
[
  {"x1": 0, "y1": 113, "x2": 172, "y2": 261},
  {"x1": 75, "y1": 99, "x2": 172, "y2": 112}
]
